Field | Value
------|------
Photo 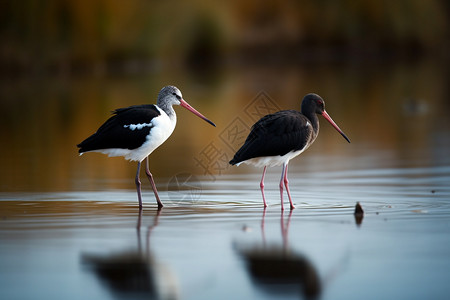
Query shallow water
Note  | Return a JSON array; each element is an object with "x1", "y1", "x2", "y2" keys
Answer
[
  {"x1": 1, "y1": 60, "x2": 450, "y2": 299},
  {"x1": 1, "y1": 159, "x2": 450, "y2": 300}
]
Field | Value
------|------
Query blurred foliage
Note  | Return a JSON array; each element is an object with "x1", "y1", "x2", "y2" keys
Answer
[{"x1": 0, "y1": 0, "x2": 449, "y2": 76}]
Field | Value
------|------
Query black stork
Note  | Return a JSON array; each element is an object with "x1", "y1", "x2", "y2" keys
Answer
[
  {"x1": 229, "y1": 93, "x2": 350, "y2": 210},
  {"x1": 77, "y1": 85, "x2": 215, "y2": 210}
]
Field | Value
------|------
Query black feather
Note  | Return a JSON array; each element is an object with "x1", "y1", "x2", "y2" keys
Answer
[
  {"x1": 77, "y1": 105, "x2": 161, "y2": 152},
  {"x1": 229, "y1": 110, "x2": 313, "y2": 165}
]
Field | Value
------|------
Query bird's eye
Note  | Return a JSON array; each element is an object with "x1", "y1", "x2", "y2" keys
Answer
[{"x1": 172, "y1": 92, "x2": 181, "y2": 100}]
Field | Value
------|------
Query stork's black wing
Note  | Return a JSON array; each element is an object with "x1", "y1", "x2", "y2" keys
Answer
[
  {"x1": 229, "y1": 110, "x2": 313, "y2": 165},
  {"x1": 77, "y1": 105, "x2": 161, "y2": 152}
]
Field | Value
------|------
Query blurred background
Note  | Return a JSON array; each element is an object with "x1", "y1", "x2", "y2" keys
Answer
[
  {"x1": 1, "y1": 0, "x2": 449, "y2": 74},
  {"x1": 1, "y1": 0, "x2": 449, "y2": 192}
]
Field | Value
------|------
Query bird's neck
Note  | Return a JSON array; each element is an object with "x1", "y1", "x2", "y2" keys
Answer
[
  {"x1": 158, "y1": 103, "x2": 176, "y2": 120},
  {"x1": 304, "y1": 110, "x2": 320, "y2": 134}
]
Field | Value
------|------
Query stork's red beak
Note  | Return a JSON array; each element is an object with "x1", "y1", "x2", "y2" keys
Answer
[
  {"x1": 321, "y1": 110, "x2": 350, "y2": 143},
  {"x1": 180, "y1": 99, "x2": 216, "y2": 127}
]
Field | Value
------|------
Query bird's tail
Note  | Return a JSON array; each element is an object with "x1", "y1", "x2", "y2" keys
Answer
[
  {"x1": 77, "y1": 134, "x2": 97, "y2": 154},
  {"x1": 229, "y1": 158, "x2": 238, "y2": 165},
  {"x1": 229, "y1": 150, "x2": 245, "y2": 165}
]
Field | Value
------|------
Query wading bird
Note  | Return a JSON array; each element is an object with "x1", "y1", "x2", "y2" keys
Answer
[
  {"x1": 229, "y1": 93, "x2": 350, "y2": 210},
  {"x1": 77, "y1": 86, "x2": 215, "y2": 210}
]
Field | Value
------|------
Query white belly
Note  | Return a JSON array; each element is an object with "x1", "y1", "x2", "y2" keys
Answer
[{"x1": 237, "y1": 148, "x2": 306, "y2": 168}]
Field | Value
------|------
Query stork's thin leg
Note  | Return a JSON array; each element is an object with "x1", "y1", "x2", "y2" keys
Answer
[
  {"x1": 279, "y1": 163, "x2": 287, "y2": 211},
  {"x1": 145, "y1": 157, "x2": 163, "y2": 209},
  {"x1": 284, "y1": 164, "x2": 295, "y2": 210},
  {"x1": 260, "y1": 166, "x2": 268, "y2": 208},
  {"x1": 135, "y1": 162, "x2": 143, "y2": 210}
]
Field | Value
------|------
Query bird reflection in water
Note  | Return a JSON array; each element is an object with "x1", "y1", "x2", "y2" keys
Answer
[
  {"x1": 237, "y1": 210, "x2": 321, "y2": 299},
  {"x1": 82, "y1": 210, "x2": 178, "y2": 300}
]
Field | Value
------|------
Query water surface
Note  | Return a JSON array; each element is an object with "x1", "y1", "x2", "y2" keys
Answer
[
  {"x1": 2, "y1": 157, "x2": 450, "y2": 300},
  {"x1": 1, "y1": 60, "x2": 450, "y2": 299}
]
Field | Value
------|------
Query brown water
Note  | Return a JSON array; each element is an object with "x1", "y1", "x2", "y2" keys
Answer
[{"x1": 1, "y1": 60, "x2": 450, "y2": 299}]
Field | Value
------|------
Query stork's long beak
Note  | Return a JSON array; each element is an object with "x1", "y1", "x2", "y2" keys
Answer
[
  {"x1": 180, "y1": 99, "x2": 216, "y2": 127},
  {"x1": 321, "y1": 110, "x2": 350, "y2": 143}
]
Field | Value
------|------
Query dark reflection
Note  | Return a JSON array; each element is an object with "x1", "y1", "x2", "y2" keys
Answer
[
  {"x1": 354, "y1": 202, "x2": 364, "y2": 227},
  {"x1": 82, "y1": 210, "x2": 178, "y2": 300},
  {"x1": 237, "y1": 210, "x2": 321, "y2": 299}
]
